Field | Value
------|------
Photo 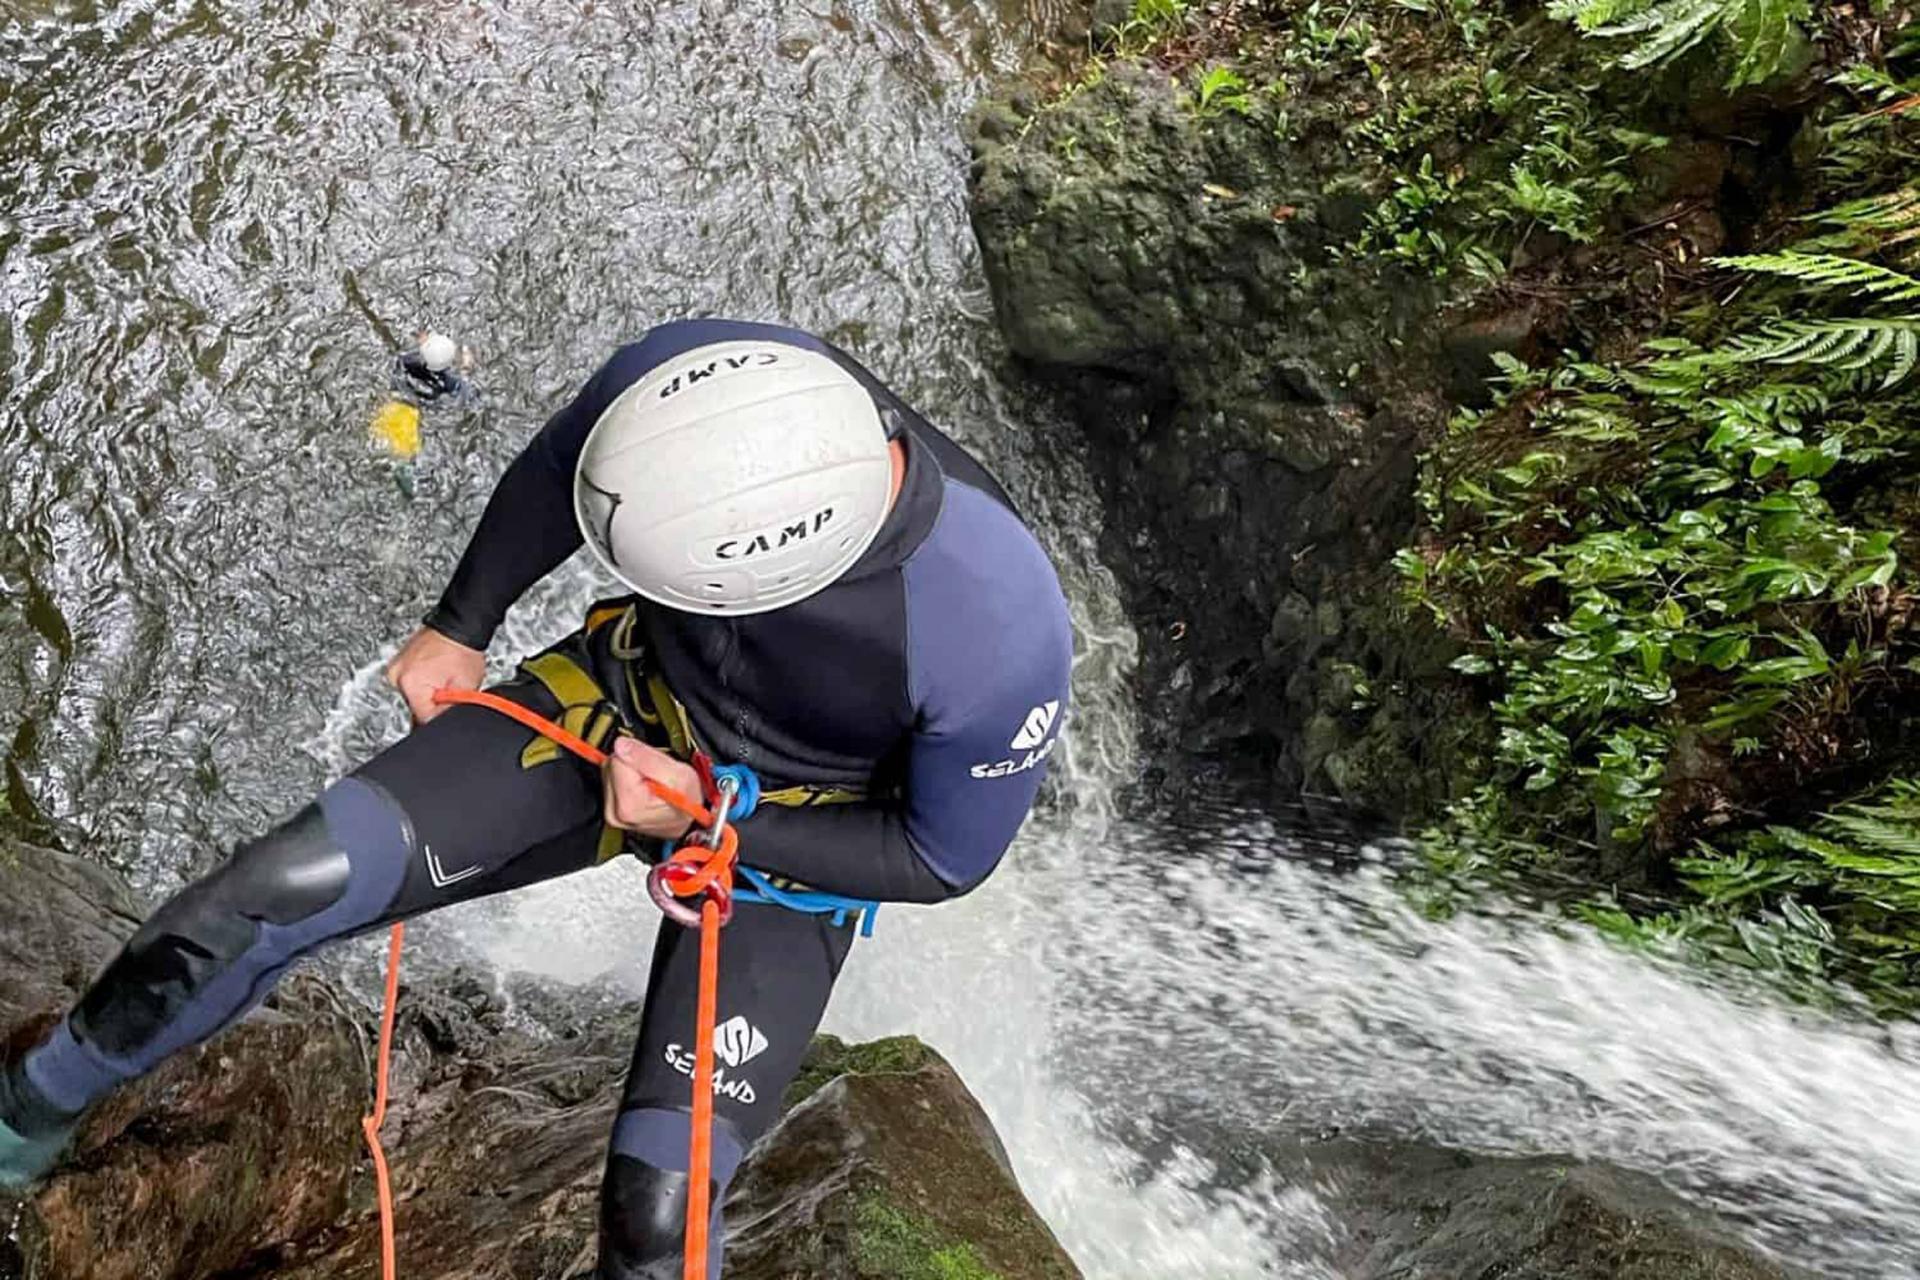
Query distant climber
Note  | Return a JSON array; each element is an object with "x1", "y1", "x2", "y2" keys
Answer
[
  {"x1": 373, "y1": 331, "x2": 476, "y2": 479},
  {"x1": 395, "y1": 330, "x2": 473, "y2": 404},
  {"x1": 0, "y1": 319, "x2": 1074, "y2": 1280}
]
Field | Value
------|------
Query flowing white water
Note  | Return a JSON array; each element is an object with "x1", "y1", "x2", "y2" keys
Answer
[{"x1": 1034, "y1": 807, "x2": 1920, "y2": 1278}]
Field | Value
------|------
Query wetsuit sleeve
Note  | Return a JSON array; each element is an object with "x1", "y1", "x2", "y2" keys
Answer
[
  {"x1": 421, "y1": 361, "x2": 623, "y2": 649},
  {"x1": 741, "y1": 805, "x2": 952, "y2": 903},
  {"x1": 743, "y1": 484, "x2": 1074, "y2": 903}
]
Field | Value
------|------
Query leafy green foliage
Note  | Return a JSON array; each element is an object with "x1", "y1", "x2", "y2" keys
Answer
[
  {"x1": 1811, "y1": 188, "x2": 1920, "y2": 258},
  {"x1": 1131, "y1": 0, "x2": 1191, "y2": 26},
  {"x1": 1105, "y1": 0, "x2": 1195, "y2": 49},
  {"x1": 1712, "y1": 319, "x2": 1920, "y2": 388},
  {"x1": 1715, "y1": 251, "x2": 1920, "y2": 301},
  {"x1": 1345, "y1": 59, "x2": 1664, "y2": 277},
  {"x1": 1390, "y1": 0, "x2": 1501, "y2": 47},
  {"x1": 1649, "y1": 253, "x2": 1920, "y2": 387},
  {"x1": 1195, "y1": 65, "x2": 1254, "y2": 118},
  {"x1": 1547, "y1": 0, "x2": 1810, "y2": 86},
  {"x1": 1664, "y1": 779, "x2": 1920, "y2": 1007},
  {"x1": 1279, "y1": 0, "x2": 1382, "y2": 65},
  {"x1": 1404, "y1": 192, "x2": 1920, "y2": 1001}
]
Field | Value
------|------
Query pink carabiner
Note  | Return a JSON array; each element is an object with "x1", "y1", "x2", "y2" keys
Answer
[{"x1": 647, "y1": 859, "x2": 733, "y2": 928}]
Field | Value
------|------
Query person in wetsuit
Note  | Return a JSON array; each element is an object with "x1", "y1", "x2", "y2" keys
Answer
[{"x1": 0, "y1": 320, "x2": 1074, "y2": 1279}]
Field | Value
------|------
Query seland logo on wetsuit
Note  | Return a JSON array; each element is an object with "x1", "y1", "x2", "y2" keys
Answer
[
  {"x1": 664, "y1": 1015, "x2": 770, "y2": 1104},
  {"x1": 970, "y1": 700, "x2": 1062, "y2": 779}
]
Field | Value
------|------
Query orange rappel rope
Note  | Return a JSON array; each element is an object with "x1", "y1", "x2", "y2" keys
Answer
[
  {"x1": 359, "y1": 686, "x2": 735, "y2": 1280},
  {"x1": 364, "y1": 921, "x2": 404, "y2": 1280}
]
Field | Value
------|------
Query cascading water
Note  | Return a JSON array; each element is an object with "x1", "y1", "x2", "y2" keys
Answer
[{"x1": 5, "y1": 1, "x2": 1919, "y2": 1277}]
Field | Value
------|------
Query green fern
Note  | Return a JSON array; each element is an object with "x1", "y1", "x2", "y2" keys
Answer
[
  {"x1": 1831, "y1": 63, "x2": 1920, "y2": 107},
  {"x1": 1546, "y1": 0, "x2": 1647, "y2": 29},
  {"x1": 1692, "y1": 781, "x2": 1920, "y2": 912},
  {"x1": 1813, "y1": 188, "x2": 1920, "y2": 257},
  {"x1": 1594, "y1": 0, "x2": 1730, "y2": 67},
  {"x1": 1713, "y1": 252, "x2": 1920, "y2": 302},
  {"x1": 1692, "y1": 246, "x2": 1920, "y2": 386},
  {"x1": 1724, "y1": 0, "x2": 1810, "y2": 87},
  {"x1": 1711, "y1": 319, "x2": 1920, "y2": 386},
  {"x1": 1552, "y1": 0, "x2": 1809, "y2": 87},
  {"x1": 1826, "y1": 782, "x2": 1920, "y2": 864}
]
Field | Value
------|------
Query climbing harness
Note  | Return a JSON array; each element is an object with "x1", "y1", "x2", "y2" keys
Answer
[{"x1": 360, "y1": 674, "x2": 879, "y2": 1280}]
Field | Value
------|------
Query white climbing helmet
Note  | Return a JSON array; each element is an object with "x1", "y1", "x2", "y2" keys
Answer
[
  {"x1": 573, "y1": 339, "x2": 894, "y2": 616},
  {"x1": 417, "y1": 332, "x2": 459, "y2": 372}
]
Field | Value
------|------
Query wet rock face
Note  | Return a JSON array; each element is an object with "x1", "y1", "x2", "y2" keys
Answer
[
  {"x1": 0, "y1": 843, "x2": 142, "y2": 1036},
  {"x1": 254, "y1": 988, "x2": 631, "y2": 1280},
  {"x1": 968, "y1": 67, "x2": 1472, "y2": 811},
  {"x1": 1332, "y1": 1147, "x2": 1802, "y2": 1280}
]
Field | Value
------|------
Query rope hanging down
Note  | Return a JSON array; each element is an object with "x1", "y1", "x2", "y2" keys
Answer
[{"x1": 360, "y1": 687, "x2": 739, "y2": 1280}]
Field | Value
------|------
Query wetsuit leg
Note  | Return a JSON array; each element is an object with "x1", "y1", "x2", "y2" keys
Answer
[
  {"x1": 8, "y1": 671, "x2": 610, "y2": 1130},
  {"x1": 597, "y1": 900, "x2": 857, "y2": 1280}
]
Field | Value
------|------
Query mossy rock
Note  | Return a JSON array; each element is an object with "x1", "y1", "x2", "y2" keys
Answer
[
  {"x1": 850, "y1": 1197, "x2": 1007, "y2": 1280},
  {"x1": 783, "y1": 1033, "x2": 939, "y2": 1110},
  {"x1": 729, "y1": 1042, "x2": 1079, "y2": 1280}
]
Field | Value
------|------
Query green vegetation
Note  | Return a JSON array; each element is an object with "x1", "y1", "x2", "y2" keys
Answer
[
  {"x1": 852, "y1": 1197, "x2": 1001, "y2": 1280},
  {"x1": 1547, "y1": 0, "x2": 1812, "y2": 86},
  {"x1": 1117, "y1": 0, "x2": 1196, "y2": 42},
  {"x1": 1020, "y1": 0, "x2": 1920, "y2": 1006},
  {"x1": 1392, "y1": 10, "x2": 1920, "y2": 1008},
  {"x1": 1056, "y1": 1, "x2": 1662, "y2": 282},
  {"x1": 1196, "y1": 65, "x2": 1255, "y2": 117}
]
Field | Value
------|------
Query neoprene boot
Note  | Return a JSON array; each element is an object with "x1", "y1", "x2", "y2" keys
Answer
[{"x1": 0, "y1": 1059, "x2": 77, "y2": 1189}]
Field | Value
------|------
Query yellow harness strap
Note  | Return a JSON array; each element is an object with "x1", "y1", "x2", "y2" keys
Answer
[
  {"x1": 519, "y1": 653, "x2": 621, "y2": 771},
  {"x1": 518, "y1": 603, "x2": 865, "y2": 862}
]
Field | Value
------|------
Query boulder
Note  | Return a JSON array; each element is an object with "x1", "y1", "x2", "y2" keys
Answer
[
  {"x1": 728, "y1": 1036, "x2": 1080, "y2": 1280},
  {"x1": 1315, "y1": 1141, "x2": 1804, "y2": 1280}
]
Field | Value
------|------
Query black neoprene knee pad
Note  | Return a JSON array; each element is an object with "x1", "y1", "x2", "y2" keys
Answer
[
  {"x1": 598, "y1": 1155, "x2": 715, "y2": 1280},
  {"x1": 72, "y1": 804, "x2": 351, "y2": 1056}
]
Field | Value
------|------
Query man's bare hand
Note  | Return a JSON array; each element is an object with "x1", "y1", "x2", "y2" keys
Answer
[
  {"x1": 604, "y1": 736, "x2": 702, "y2": 842},
  {"x1": 385, "y1": 627, "x2": 487, "y2": 724}
]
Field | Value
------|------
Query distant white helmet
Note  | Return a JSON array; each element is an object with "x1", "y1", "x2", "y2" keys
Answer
[
  {"x1": 573, "y1": 340, "x2": 894, "y2": 616},
  {"x1": 417, "y1": 332, "x2": 458, "y2": 372}
]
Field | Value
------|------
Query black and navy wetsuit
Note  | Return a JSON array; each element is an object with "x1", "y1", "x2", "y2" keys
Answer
[
  {"x1": 428, "y1": 319, "x2": 1074, "y2": 901},
  {"x1": 1, "y1": 321, "x2": 1073, "y2": 1278}
]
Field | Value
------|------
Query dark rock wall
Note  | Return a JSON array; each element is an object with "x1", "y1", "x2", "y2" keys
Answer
[
  {"x1": 1317, "y1": 1143, "x2": 1805, "y2": 1280},
  {"x1": 969, "y1": 65, "x2": 1478, "y2": 812}
]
